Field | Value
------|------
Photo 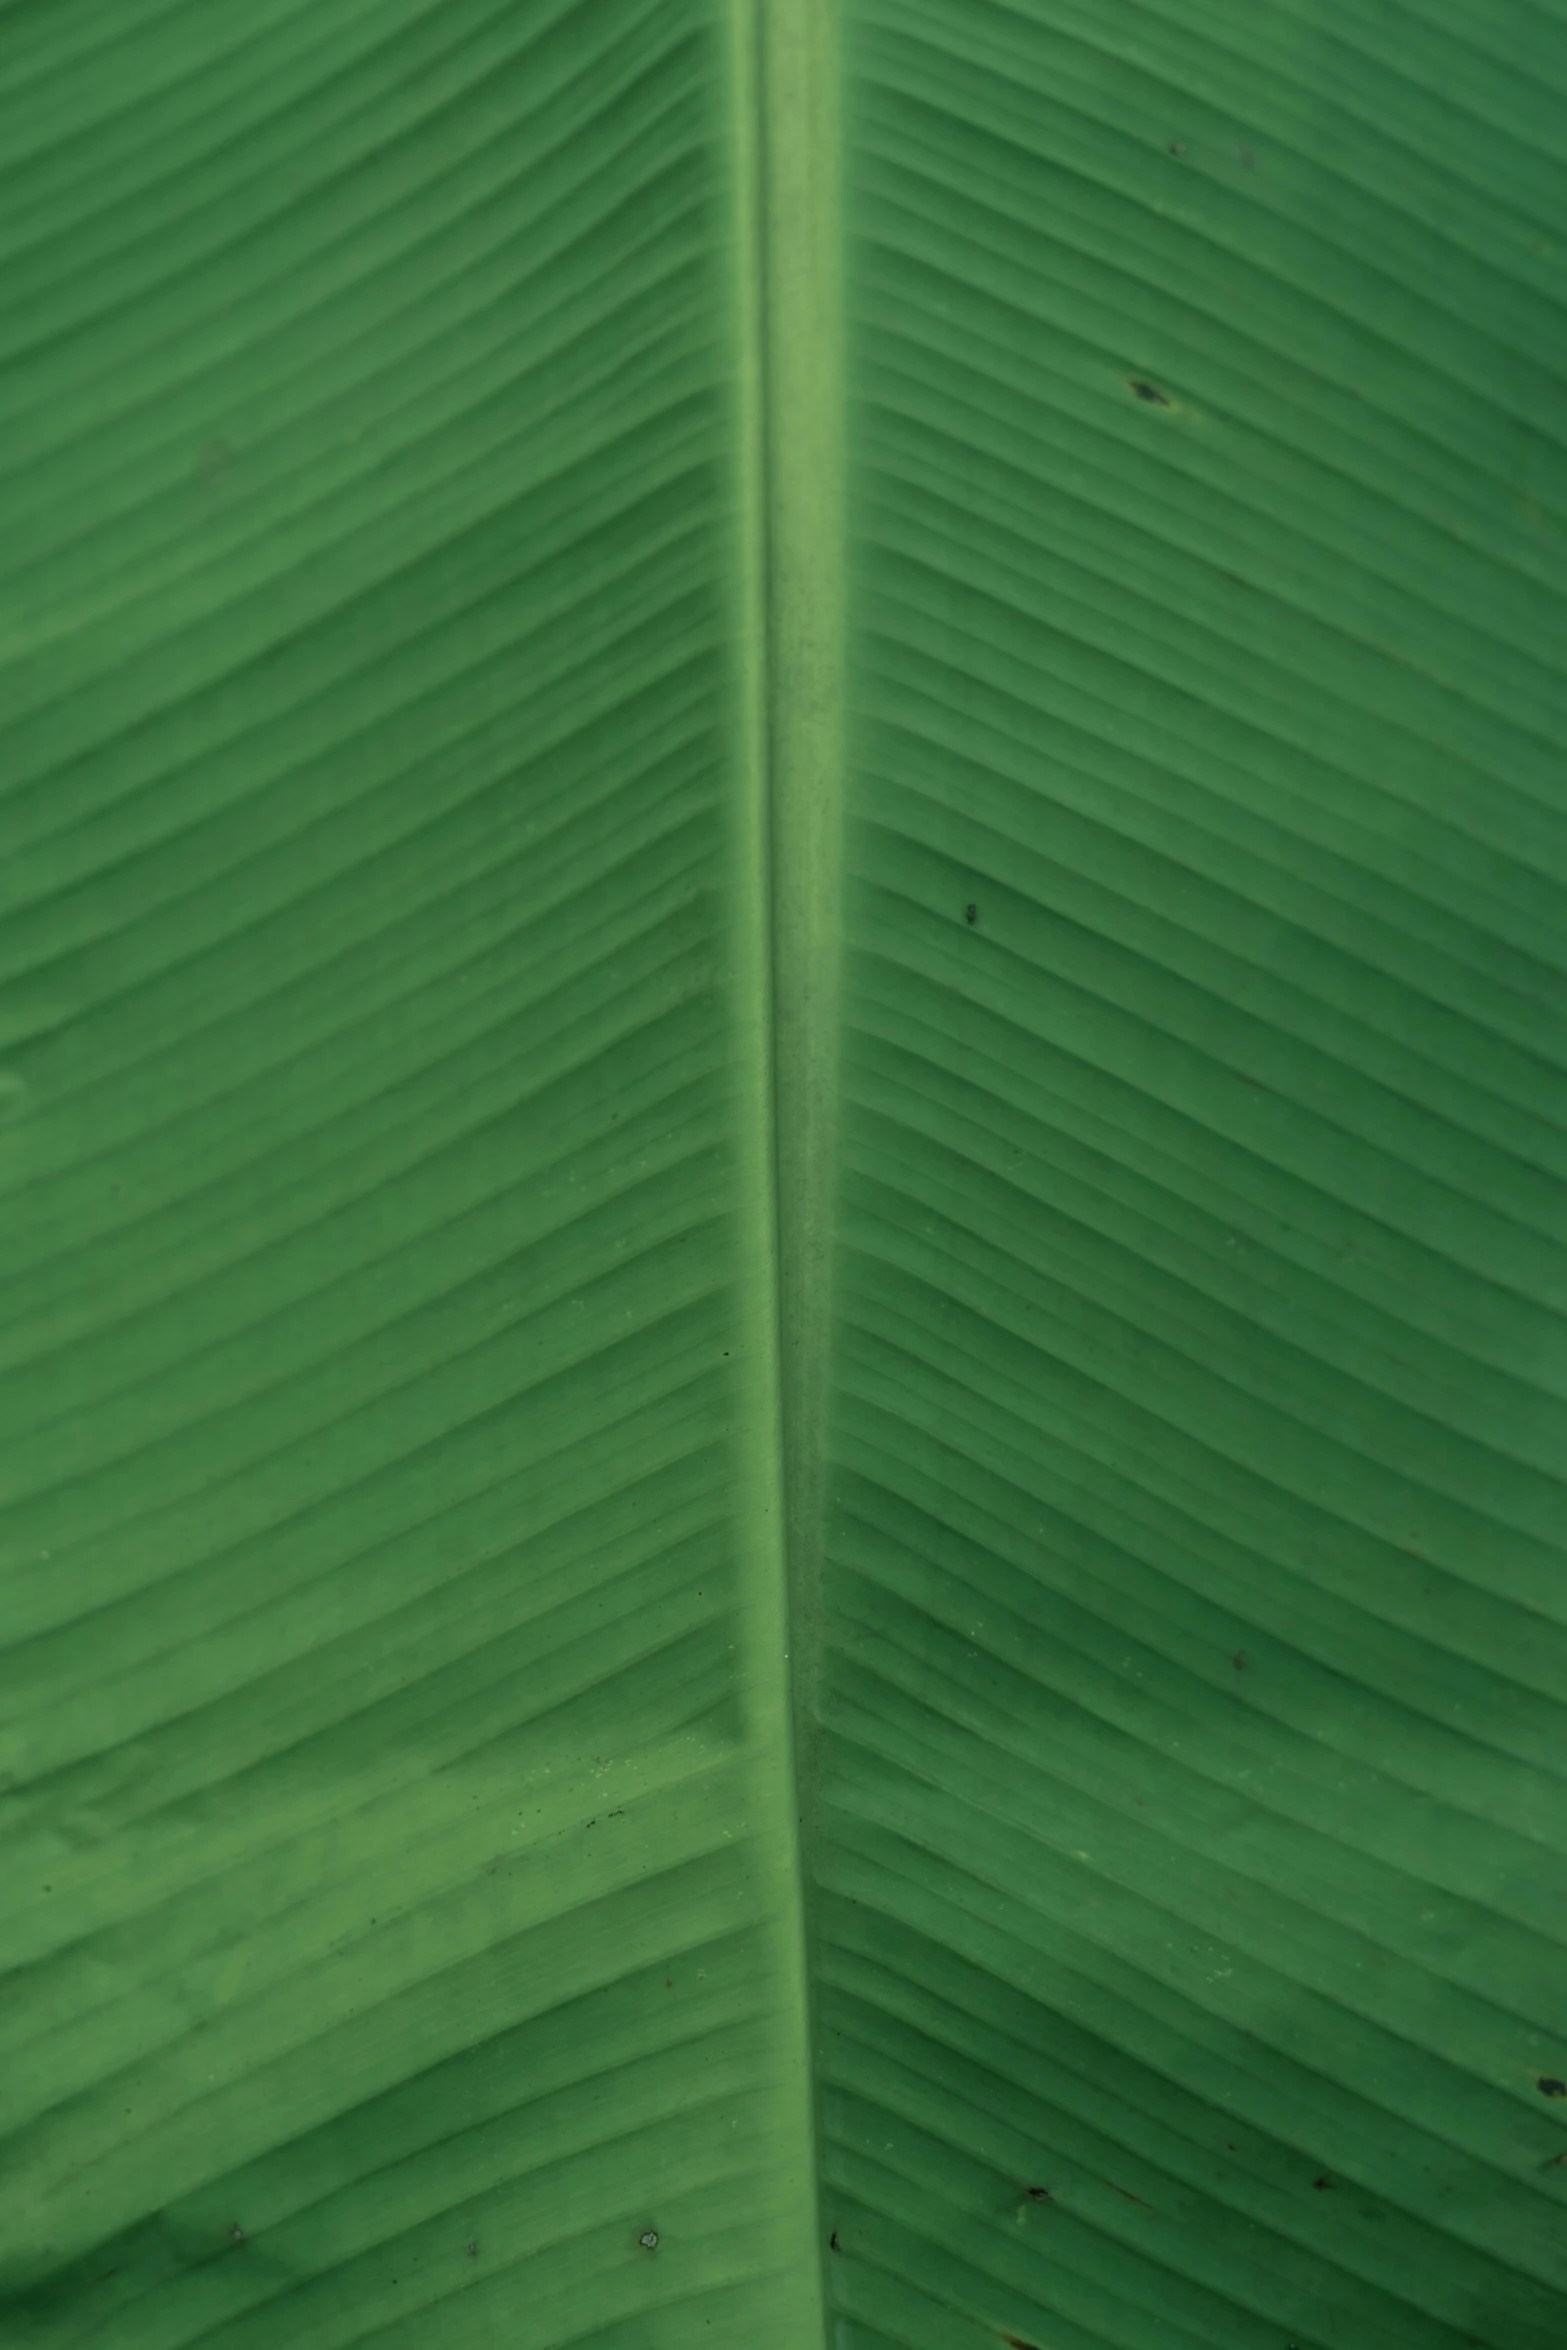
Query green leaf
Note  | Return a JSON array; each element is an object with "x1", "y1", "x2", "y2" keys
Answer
[{"x1": 3, "y1": 2, "x2": 1565, "y2": 2346}]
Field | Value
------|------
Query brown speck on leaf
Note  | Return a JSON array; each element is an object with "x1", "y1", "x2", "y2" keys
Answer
[
  {"x1": 1130, "y1": 380, "x2": 1171, "y2": 406},
  {"x1": 1232, "y1": 1650, "x2": 1247, "y2": 1671},
  {"x1": 965, "y1": 903, "x2": 978, "y2": 925},
  {"x1": 830, "y1": 2230, "x2": 841, "y2": 2253},
  {"x1": 1539, "y1": 2077, "x2": 1567, "y2": 2097},
  {"x1": 1312, "y1": 2174, "x2": 1333, "y2": 2191},
  {"x1": 1025, "y1": 2185, "x2": 1052, "y2": 2201},
  {"x1": 1000, "y1": 2335, "x2": 1042, "y2": 2350}
]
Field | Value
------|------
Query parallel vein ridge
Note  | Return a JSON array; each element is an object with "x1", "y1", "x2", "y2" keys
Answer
[
  {"x1": 0, "y1": 2, "x2": 816, "y2": 2343},
  {"x1": 4, "y1": 1, "x2": 1566, "y2": 2346},
  {"x1": 819, "y1": 0, "x2": 1567, "y2": 2345}
]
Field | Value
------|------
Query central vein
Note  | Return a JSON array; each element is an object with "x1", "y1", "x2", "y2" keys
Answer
[{"x1": 732, "y1": 0, "x2": 846, "y2": 2333}]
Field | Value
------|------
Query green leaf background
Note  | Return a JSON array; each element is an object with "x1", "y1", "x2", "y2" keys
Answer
[{"x1": 3, "y1": 1, "x2": 1565, "y2": 2345}]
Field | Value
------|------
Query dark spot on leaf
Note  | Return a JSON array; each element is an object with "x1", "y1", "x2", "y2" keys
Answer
[
  {"x1": 466, "y1": 2238, "x2": 478, "y2": 2259},
  {"x1": 830, "y1": 2230, "x2": 841, "y2": 2252},
  {"x1": 638, "y1": 2229, "x2": 660, "y2": 2251},
  {"x1": 227, "y1": 2225, "x2": 246, "y2": 2247},
  {"x1": 1025, "y1": 2185, "x2": 1052, "y2": 2201},
  {"x1": 1169, "y1": 140, "x2": 1186, "y2": 157},
  {"x1": 1232, "y1": 1650, "x2": 1247, "y2": 1671},
  {"x1": 965, "y1": 903, "x2": 978, "y2": 924},
  {"x1": 1001, "y1": 2335, "x2": 1042, "y2": 2350},
  {"x1": 1539, "y1": 2077, "x2": 1567, "y2": 2097},
  {"x1": 1313, "y1": 2175, "x2": 1333, "y2": 2191},
  {"x1": 1130, "y1": 380, "x2": 1170, "y2": 406}
]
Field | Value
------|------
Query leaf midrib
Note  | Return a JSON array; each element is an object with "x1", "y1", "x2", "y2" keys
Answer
[{"x1": 737, "y1": 0, "x2": 847, "y2": 2337}]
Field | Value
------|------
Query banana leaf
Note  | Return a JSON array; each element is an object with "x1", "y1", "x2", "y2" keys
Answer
[{"x1": 2, "y1": 0, "x2": 1565, "y2": 2344}]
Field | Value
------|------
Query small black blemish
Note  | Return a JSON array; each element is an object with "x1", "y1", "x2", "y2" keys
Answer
[
  {"x1": 1169, "y1": 140, "x2": 1186, "y2": 157},
  {"x1": 227, "y1": 2224, "x2": 246, "y2": 2247},
  {"x1": 965, "y1": 903, "x2": 978, "y2": 925},
  {"x1": 466, "y1": 2238, "x2": 479, "y2": 2260},
  {"x1": 1025, "y1": 2185, "x2": 1052, "y2": 2201},
  {"x1": 1130, "y1": 380, "x2": 1171, "y2": 406},
  {"x1": 638, "y1": 2229, "x2": 660, "y2": 2251},
  {"x1": 830, "y1": 2230, "x2": 841, "y2": 2253},
  {"x1": 1232, "y1": 1650, "x2": 1247, "y2": 1672},
  {"x1": 1539, "y1": 2077, "x2": 1567, "y2": 2098},
  {"x1": 1312, "y1": 2175, "x2": 1333, "y2": 2191},
  {"x1": 665, "y1": 1977, "x2": 673, "y2": 1988},
  {"x1": 607, "y1": 1808, "x2": 624, "y2": 1818},
  {"x1": 1001, "y1": 2336, "x2": 1042, "y2": 2350}
]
